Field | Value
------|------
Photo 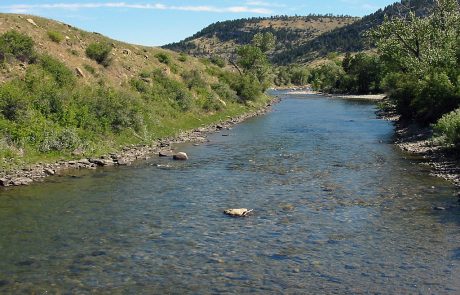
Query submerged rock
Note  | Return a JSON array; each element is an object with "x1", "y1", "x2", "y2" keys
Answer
[
  {"x1": 173, "y1": 152, "x2": 188, "y2": 161},
  {"x1": 12, "y1": 177, "x2": 33, "y2": 186},
  {"x1": 159, "y1": 151, "x2": 173, "y2": 157},
  {"x1": 223, "y1": 208, "x2": 253, "y2": 217}
]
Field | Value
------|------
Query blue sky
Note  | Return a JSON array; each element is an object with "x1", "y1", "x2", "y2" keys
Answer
[{"x1": 0, "y1": 0, "x2": 397, "y2": 46}]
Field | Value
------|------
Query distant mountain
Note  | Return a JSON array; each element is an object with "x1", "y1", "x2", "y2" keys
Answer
[
  {"x1": 272, "y1": 0, "x2": 438, "y2": 64},
  {"x1": 163, "y1": 14, "x2": 358, "y2": 62},
  {"x1": 164, "y1": 0, "x2": 443, "y2": 65}
]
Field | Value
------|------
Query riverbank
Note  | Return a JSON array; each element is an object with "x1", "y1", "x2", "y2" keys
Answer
[
  {"x1": 0, "y1": 97, "x2": 280, "y2": 188},
  {"x1": 376, "y1": 103, "x2": 460, "y2": 189},
  {"x1": 394, "y1": 122, "x2": 460, "y2": 188}
]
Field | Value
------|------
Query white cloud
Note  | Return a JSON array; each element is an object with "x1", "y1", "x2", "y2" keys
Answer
[
  {"x1": 246, "y1": 1, "x2": 285, "y2": 8},
  {"x1": 0, "y1": 2, "x2": 273, "y2": 14}
]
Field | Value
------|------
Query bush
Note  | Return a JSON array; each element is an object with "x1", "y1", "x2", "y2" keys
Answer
[
  {"x1": 434, "y1": 108, "x2": 460, "y2": 148},
  {"x1": 210, "y1": 56, "x2": 226, "y2": 68},
  {"x1": 201, "y1": 92, "x2": 223, "y2": 111},
  {"x1": 39, "y1": 128, "x2": 81, "y2": 152},
  {"x1": 182, "y1": 70, "x2": 206, "y2": 90},
  {"x1": 0, "y1": 81, "x2": 28, "y2": 121},
  {"x1": 212, "y1": 82, "x2": 238, "y2": 102},
  {"x1": 83, "y1": 64, "x2": 96, "y2": 75},
  {"x1": 178, "y1": 53, "x2": 187, "y2": 62},
  {"x1": 235, "y1": 74, "x2": 262, "y2": 102},
  {"x1": 0, "y1": 30, "x2": 35, "y2": 62},
  {"x1": 39, "y1": 55, "x2": 75, "y2": 87},
  {"x1": 155, "y1": 52, "x2": 171, "y2": 64},
  {"x1": 47, "y1": 31, "x2": 64, "y2": 43},
  {"x1": 85, "y1": 42, "x2": 112, "y2": 66}
]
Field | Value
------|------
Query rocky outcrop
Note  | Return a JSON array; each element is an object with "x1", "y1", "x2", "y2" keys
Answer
[
  {"x1": 75, "y1": 67, "x2": 85, "y2": 78},
  {"x1": 26, "y1": 18, "x2": 38, "y2": 27}
]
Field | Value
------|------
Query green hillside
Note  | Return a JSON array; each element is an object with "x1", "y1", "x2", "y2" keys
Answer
[{"x1": 0, "y1": 14, "x2": 270, "y2": 171}]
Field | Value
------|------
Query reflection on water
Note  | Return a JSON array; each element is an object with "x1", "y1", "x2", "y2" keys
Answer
[{"x1": 0, "y1": 93, "x2": 459, "y2": 294}]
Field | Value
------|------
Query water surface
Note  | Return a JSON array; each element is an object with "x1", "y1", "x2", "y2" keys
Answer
[{"x1": 1, "y1": 93, "x2": 459, "y2": 294}]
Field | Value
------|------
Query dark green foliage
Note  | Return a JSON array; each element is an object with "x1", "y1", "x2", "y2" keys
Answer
[
  {"x1": 178, "y1": 53, "x2": 188, "y2": 62},
  {"x1": 371, "y1": 0, "x2": 460, "y2": 123},
  {"x1": 0, "y1": 30, "x2": 35, "y2": 63},
  {"x1": 210, "y1": 55, "x2": 226, "y2": 68},
  {"x1": 0, "y1": 81, "x2": 28, "y2": 121},
  {"x1": 234, "y1": 74, "x2": 263, "y2": 102},
  {"x1": 211, "y1": 82, "x2": 238, "y2": 102},
  {"x1": 39, "y1": 55, "x2": 75, "y2": 87},
  {"x1": 434, "y1": 108, "x2": 460, "y2": 147},
  {"x1": 290, "y1": 67, "x2": 310, "y2": 86},
  {"x1": 85, "y1": 42, "x2": 112, "y2": 66},
  {"x1": 155, "y1": 52, "x2": 172, "y2": 64},
  {"x1": 47, "y1": 31, "x2": 64, "y2": 43},
  {"x1": 181, "y1": 70, "x2": 206, "y2": 90}
]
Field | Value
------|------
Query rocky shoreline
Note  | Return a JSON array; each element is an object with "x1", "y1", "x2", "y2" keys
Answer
[
  {"x1": 377, "y1": 106, "x2": 460, "y2": 188},
  {"x1": 0, "y1": 97, "x2": 280, "y2": 188},
  {"x1": 394, "y1": 122, "x2": 460, "y2": 187}
]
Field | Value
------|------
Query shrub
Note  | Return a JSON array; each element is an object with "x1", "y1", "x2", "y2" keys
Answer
[
  {"x1": 0, "y1": 81, "x2": 28, "y2": 121},
  {"x1": 434, "y1": 108, "x2": 460, "y2": 148},
  {"x1": 178, "y1": 53, "x2": 187, "y2": 62},
  {"x1": 182, "y1": 70, "x2": 206, "y2": 90},
  {"x1": 155, "y1": 52, "x2": 171, "y2": 64},
  {"x1": 201, "y1": 92, "x2": 223, "y2": 111},
  {"x1": 211, "y1": 82, "x2": 238, "y2": 102},
  {"x1": 210, "y1": 56, "x2": 226, "y2": 68},
  {"x1": 47, "y1": 31, "x2": 64, "y2": 43},
  {"x1": 235, "y1": 74, "x2": 262, "y2": 102},
  {"x1": 83, "y1": 64, "x2": 96, "y2": 75},
  {"x1": 85, "y1": 42, "x2": 112, "y2": 66},
  {"x1": 0, "y1": 30, "x2": 35, "y2": 62},
  {"x1": 39, "y1": 55, "x2": 75, "y2": 87},
  {"x1": 39, "y1": 128, "x2": 81, "y2": 152}
]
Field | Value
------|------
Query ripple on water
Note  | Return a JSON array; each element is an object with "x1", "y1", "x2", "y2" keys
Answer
[{"x1": 0, "y1": 94, "x2": 460, "y2": 293}]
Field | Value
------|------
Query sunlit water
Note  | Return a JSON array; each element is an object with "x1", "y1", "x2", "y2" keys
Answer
[{"x1": 1, "y1": 93, "x2": 460, "y2": 294}]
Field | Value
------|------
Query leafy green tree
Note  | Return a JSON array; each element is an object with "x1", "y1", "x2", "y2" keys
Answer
[
  {"x1": 369, "y1": 0, "x2": 460, "y2": 122},
  {"x1": 252, "y1": 32, "x2": 276, "y2": 53}
]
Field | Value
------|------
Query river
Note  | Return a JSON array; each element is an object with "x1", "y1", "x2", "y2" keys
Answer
[{"x1": 0, "y1": 92, "x2": 459, "y2": 294}]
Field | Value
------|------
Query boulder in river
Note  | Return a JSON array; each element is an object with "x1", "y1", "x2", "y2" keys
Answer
[
  {"x1": 223, "y1": 208, "x2": 253, "y2": 217},
  {"x1": 173, "y1": 152, "x2": 188, "y2": 161}
]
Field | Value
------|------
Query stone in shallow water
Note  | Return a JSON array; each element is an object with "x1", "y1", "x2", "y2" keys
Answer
[
  {"x1": 223, "y1": 208, "x2": 253, "y2": 217},
  {"x1": 173, "y1": 152, "x2": 188, "y2": 161}
]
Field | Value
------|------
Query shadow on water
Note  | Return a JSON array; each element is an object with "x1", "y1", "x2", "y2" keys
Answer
[{"x1": 1, "y1": 93, "x2": 460, "y2": 293}]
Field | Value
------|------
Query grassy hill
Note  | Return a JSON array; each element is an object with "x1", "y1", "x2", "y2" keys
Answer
[
  {"x1": 0, "y1": 14, "x2": 270, "y2": 171},
  {"x1": 272, "y1": 0, "x2": 439, "y2": 64},
  {"x1": 163, "y1": 15, "x2": 358, "y2": 63}
]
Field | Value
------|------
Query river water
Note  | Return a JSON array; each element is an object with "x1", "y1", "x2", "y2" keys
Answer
[{"x1": 1, "y1": 93, "x2": 460, "y2": 294}]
